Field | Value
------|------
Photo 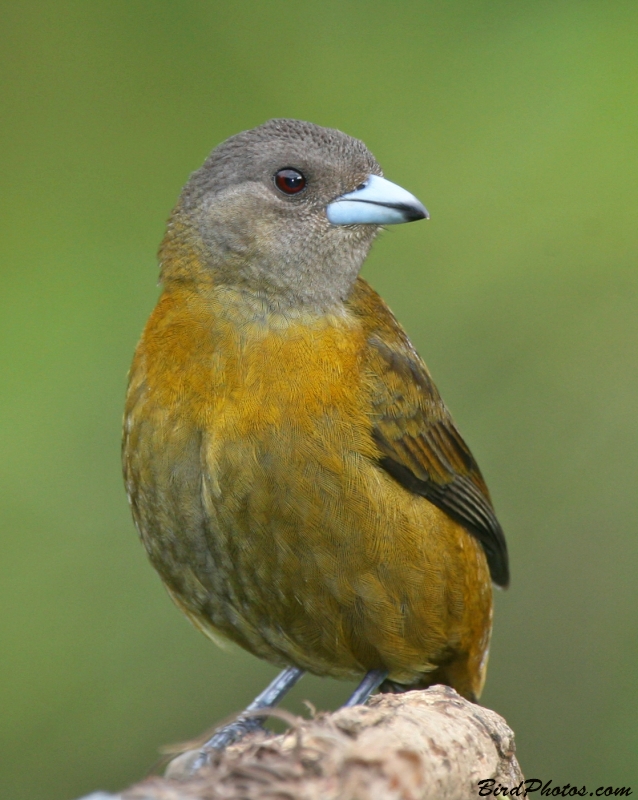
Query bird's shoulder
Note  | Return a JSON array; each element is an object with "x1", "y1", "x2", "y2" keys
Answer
[
  {"x1": 347, "y1": 278, "x2": 509, "y2": 587},
  {"x1": 348, "y1": 278, "x2": 446, "y2": 419}
]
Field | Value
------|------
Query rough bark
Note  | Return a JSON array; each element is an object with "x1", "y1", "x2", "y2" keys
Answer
[{"x1": 80, "y1": 685, "x2": 523, "y2": 800}]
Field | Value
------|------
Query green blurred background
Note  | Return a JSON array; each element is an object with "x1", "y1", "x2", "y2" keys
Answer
[{"x1": 2, "y1": 2, "x2": 637, "y2": 797}]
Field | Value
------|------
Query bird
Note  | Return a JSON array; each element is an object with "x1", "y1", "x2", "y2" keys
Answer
[{"x1": 122, "y1": 118, "x2": 508, "y2": 757}]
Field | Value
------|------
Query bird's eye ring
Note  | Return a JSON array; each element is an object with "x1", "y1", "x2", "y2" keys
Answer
[{"x1": 274, "y1": 168, "x2": 307, "y2": 195}]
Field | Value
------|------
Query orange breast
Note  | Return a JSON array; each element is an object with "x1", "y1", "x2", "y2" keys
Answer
[{"x1": 123, "y1": 282, "x2": 493, "y2": 700}]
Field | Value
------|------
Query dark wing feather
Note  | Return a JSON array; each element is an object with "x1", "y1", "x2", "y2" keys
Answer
[{"x1": 366, "y1": 329, "x2": 509, "y2": 588}]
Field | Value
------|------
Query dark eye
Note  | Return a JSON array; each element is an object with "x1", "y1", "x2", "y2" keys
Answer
[{"x1": 274, "y1": 168, "x2": 306, "y2": 195}]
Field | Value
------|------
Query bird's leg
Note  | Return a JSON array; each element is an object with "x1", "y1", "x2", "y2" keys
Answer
[
  {"x1": 189, "y1": 666, "x2": 385, "y2": 772},
  {"x1": 191, "y1": 665, "x2": 305, "y2": 769},
  {"x1": 343, "y1": 668, "x2": 389, "y2": 707}
]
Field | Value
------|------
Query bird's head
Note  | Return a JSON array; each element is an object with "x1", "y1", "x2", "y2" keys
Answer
[{"x1": 161, "y1": 119, "x2": 428, "y2": 311}]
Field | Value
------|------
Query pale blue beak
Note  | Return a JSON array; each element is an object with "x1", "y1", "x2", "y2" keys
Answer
[{"x1": 326, "y1": 174, "x2": 429, "y2": 226}]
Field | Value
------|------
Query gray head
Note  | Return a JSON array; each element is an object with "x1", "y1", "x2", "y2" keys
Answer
[{"x1": 162, "y1": 119, "x2": 427, "y2": 310}]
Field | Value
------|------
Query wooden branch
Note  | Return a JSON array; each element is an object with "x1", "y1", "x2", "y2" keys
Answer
[{"x1": 80, "y1": 685, "x2": 523, "y2": 800}]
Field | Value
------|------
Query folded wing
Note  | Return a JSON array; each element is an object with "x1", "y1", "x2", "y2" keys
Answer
[{"x1": 351, "y1": 279, "x2": 509, "y2": 587}]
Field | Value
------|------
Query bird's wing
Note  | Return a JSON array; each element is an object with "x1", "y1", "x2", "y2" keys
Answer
[{"x1": 350, "y1": 279, "x2": 509, "y2": 587}]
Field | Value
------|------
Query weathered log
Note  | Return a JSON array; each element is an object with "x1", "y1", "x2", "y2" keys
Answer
[{"x1": 79, "y1": 685, "x2": 523, "y2": 800}]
